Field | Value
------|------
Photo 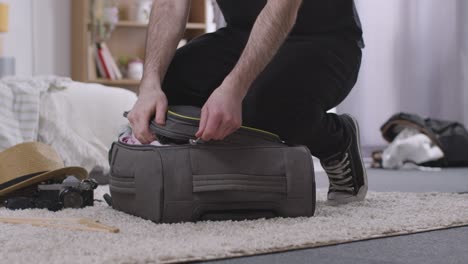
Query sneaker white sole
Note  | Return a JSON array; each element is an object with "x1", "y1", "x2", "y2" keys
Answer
[{"x1": 327, "y1": 114, "x2": 368, "y2": 206}]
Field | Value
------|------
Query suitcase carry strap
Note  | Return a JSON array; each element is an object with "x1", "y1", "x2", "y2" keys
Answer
[{"x1": 192, "y1": 174, "x2": 287, "y2": 194}]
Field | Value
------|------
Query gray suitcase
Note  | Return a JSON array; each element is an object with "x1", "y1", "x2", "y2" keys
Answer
[{"x1": 109, "y1": 106, "x2": 315, "y2": 223}]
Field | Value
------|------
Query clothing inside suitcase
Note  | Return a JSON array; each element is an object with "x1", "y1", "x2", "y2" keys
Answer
[{"x1": 109, "y1": 106, "x2": 316, "y2": 223}]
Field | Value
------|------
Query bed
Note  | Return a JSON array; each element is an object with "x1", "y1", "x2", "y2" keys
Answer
[{"x1": 0, "y1": 76, "x2": 137, "y2": 183}]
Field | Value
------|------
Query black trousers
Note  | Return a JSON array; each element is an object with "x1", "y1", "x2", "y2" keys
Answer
[{"x1": 162, "y1": 27, "x2": 362, "y2": 159}]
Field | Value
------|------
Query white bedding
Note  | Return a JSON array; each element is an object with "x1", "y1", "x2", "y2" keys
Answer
[
  {"x1": 1, "y1": 76, "x2": 137, "y2": 173},
  {"x1": 0, "y1": 76, "x2": 69, "y2": 150}
]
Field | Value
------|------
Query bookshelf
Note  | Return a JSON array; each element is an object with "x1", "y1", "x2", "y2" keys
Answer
[{"x1": 71, "y1": 0, "x2": 208, "y2": 90}]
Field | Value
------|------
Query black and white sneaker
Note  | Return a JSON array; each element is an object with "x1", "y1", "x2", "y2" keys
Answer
[{"x1": 320, "y1": 114, "x2": 368, "y2": 205}]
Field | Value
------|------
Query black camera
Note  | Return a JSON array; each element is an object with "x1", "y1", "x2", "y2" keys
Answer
[{"x1": 4, "y1": 176, "x2": 98, "y2": 211}]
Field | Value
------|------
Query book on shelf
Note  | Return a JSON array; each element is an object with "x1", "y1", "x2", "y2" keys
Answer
[
  {"x1": 87, "y1": 44, "x2": 97, "y2": 80},
  {"x1": 94, "y1": 42, "x2": 123, "y2": 80},
  {"x1": 96, "y1": 43, "x2": 112, "y2": 79},
  {"x1": 101, "y1": 42, "x2": 123, "y2": 80},
  {"x1": 94, "y1": 45, "x2": 107, "y2": 79}
]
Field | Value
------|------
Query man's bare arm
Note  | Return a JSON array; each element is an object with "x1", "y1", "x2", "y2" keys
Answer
[
  {"x1": 223, "y1": 0, "x2": 303, "y2": 97},
  {"x1": 128, "y1": 0, "x2": 190, "y2": 143},
  {"x1": 196, "y1": 0, "x2": 303, "y2": 141},
  {"x1": 141, "y1": 0, "x2": 190, "y2": 89}
]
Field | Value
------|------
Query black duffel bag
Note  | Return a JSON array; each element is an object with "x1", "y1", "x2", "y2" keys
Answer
[{"x1": 381, "y1": 112, "x2": 468, "y2": 167}]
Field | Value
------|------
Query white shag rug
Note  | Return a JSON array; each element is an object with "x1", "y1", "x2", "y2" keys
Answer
[{"x1": 1, "y1": 186, "x2": 467, "y2": 264}]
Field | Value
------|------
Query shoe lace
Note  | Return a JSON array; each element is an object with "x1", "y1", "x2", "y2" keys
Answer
[{"x1": 323, "y1": 153, "x2": 354, "y2": 192}]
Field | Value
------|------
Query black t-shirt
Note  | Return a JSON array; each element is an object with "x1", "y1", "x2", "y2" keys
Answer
[{"x1": 216, "y1": 0, "x2": 364, "y2": 47}]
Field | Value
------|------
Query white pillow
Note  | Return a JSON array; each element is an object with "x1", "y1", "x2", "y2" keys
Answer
[{"x1": 39, "y1": 81, "x2": 137, "y2": 173}]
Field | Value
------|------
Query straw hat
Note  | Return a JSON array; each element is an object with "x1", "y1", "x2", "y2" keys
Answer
[{"x1": 0, "y1": 142, "x2": 88, "y2": 196}]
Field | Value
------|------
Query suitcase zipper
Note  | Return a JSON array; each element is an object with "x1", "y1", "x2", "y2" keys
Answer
[
  {"x1": 125, "y1": 110, "x2": 283, "y2": 144},
  {"x1": 167, "y1": 110, "x2": 282, "y2": 141}
]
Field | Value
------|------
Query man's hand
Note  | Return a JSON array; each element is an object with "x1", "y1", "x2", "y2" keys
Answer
[
  {"x1": 127, "y1": 86, "x2": 168, "y2": 144},
  {"x1": 196, "y1": 83, "x2": 244, "y2": 141}
]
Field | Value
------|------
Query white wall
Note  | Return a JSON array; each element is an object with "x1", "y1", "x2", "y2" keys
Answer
[
  {"x1": 337, "y1": 0, "x2": 402, "y2": 146},
  {"x1": 31, "y1": 0, "x2": 71, "y2": 76},
  {"x1": 2, "y1": 0, "x2": 70, "y2": 77},
  {"x1": 2, "y1": 0, "x2": 34, "y2": 76},
  {"x1": 339, "y1": 0, "x2": 464, "y2": 146},
  {"x1": 461, "y1": 0, "x2": 468, "y2": 126}
]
